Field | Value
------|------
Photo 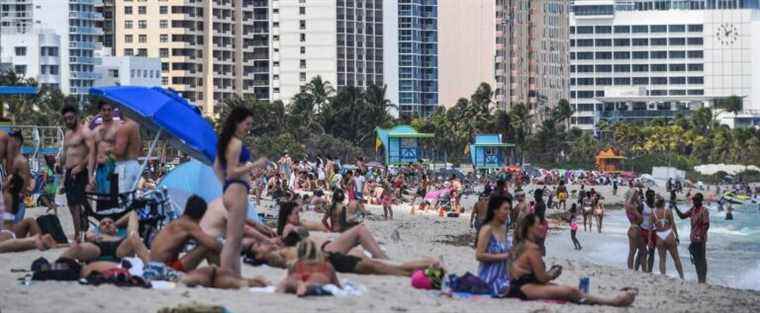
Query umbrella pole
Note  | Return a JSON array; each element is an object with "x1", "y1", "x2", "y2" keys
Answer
[{"x1": 132, "y1": 130, "x2": 162, "y2": 191}]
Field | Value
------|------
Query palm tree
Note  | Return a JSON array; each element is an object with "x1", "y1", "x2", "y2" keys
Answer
[{"x1": 304, "y1": 76, "x2": 335, "y2": 114}]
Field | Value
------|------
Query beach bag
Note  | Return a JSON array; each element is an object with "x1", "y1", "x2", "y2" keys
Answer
[
  {"x1": 32, "y1": 257, "x2": 81, "y2": 281},
  {"x1": 36, "y1": 214, "x2": 68, "y2": 244},
  {"x1": 448, "y1": 272, "x2": 491, "y2": 295}
]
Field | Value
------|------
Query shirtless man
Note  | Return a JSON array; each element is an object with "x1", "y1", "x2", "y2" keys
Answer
[
  {"x1": 470, "y1": 192, "x2": 489, "y2": 246},
  {"x1": 61, "y1": 105, "x2": 94, "y2": 241},
  {"x1": 89, "y1": 101, "x2": 120, "y2": 194},
  {"x1": 113, "y1": 117, "x2": 142, "y2": 193},
  {"x1": 200, "y1": 197, "x2": 279, "y2": 252},
  {"x1": 513, "y1": 191, "x2": 530, "y2": 226},
  {"x1": 60, "y1": 212, "x2": 149, "y2": 262},
  {"x1": 150, "y1": 195, "x2": 222, "y2": 272}
]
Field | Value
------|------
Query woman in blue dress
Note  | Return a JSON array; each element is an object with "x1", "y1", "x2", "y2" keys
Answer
[{"x1": 475, "y1": 195, "x2": 513, "y2": 297}]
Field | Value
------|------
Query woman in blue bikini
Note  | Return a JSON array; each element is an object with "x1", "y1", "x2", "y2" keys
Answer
[{"x1": 215, "y1": 107, "x2": 268, "y2": 276}]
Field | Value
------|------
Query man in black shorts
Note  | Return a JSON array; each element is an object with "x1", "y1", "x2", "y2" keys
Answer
[
  {"x1": 61, "y1": 105, "x2": 94, "y2": 241},
  {"x1": 60, "y1": 212, "x2": 149, "y2": 262}
]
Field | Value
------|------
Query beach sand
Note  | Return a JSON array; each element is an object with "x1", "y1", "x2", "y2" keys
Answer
[{"x1": 2, "y1": 188, "x2": 759, "y2": 313}]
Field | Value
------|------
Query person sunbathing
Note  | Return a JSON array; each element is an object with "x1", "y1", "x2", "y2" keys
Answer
[
  {"x1": 249, "y1": 228, "x2": 438, "y2": 277},
  {"x1": 0, "y1": 232, "x2": 57, "y2": 253},
  {"x1": 200, "y1": 197, "x2": 280, "y2": 251},
  {"x1": 60, "y1": 212, "x2": 149, "y2": 262},
  {"x1": 149, "y1": 195, "x2": 222, "y2": 272},
  {"x1": 277, "y1": 239, "x2": 340, "y2": 296},
  {"x1": 507, "y1": 213, "x2": 637, "y2": 306}
]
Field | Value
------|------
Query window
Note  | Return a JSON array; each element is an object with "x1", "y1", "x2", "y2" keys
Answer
[
  {"x1": 687, "y1": 37, "x2": 703, "y2": 45},
  {"x1": 669, "y1": 51, "x2": 686, "y2": 59},
  {"x1": 160, "y1": 48, "x2": 169, "y2": 57},
  {"x1": 137, "y1": 49, "x2": 147, "y2": 56},
  {"x1": 670, "y1": 77, "x2": 686, "y2": 84},
  {"x1": 160, "y1": 34, "x2": 168, "y2": 43},
  {"x1": 160, "y1": 20, "x2": 168, "y2": 28},
  {"x1": 688, "y1": 50, "x2": 703, "y2": 58},
  {"x1": 125, "y1": 20, "x2": 133, "y2": 29},
  {"x1": 632, "y1": 38, "x2": 648, "y2": 46},
  {"x1": 596, "y1": 64, "x2": 612, "y2": 72},
  {"x1": 632, "y1": 64, "x2": 649, "y2": 72},
  {"x1": 139, "y1": 20, "x2": 147, "y2": 29},
  {"x1": 161, "y1": 63, "x2": 169, "y2": 71},
  {"x1": 632, "y1": 25, "x2": 648, "y2": 33},
  {"x1": 576, "y1": 65, "x2": 593, "y2": 72},
  {"x1": 299, "y1": 20, "x2": 306, "y2": 30},
  {"x1": 49, "y1": 65, "x2": 58, "y2": 75},
  {"x1": 688, "y1": 89, "x2": 704, "y2": 95},
  {"x1": 576, "y1": 26, "x2": 593, "y2": 34},
  {"x1": 125, "y1": 48, "x2": 134, "y2": 56},
  {"x1": 577, "y1": 39, "x2": 593, "y2": 47},
  {"x1": 577, "y1": 78, "x2": 593, "y2": 86},
  {"x1": 595, "y1": 39, "x2": 611, "y2": 47},
  {"x1": 300, "y1": 46, "x2": 306, "y2": 54},
  {"x1": 614, "y1": 51, "x2": 630, "y2": 59},
  {"x1": 299, "y1": 72, "x2": 306, "y2": 81},
  {"x1": 139, "y1": 34, "x2": 147, "y2": 43},
  {"x1": 651, "y1": 38, "x2": 667, "y2": 46},
  {"x1": 669, "y1": 38, "x2": 685, "y2": 45},
  {"x1": 614, "y1": 77, "x2": 631, "y2": 85},
  {"x1": 632, "y1": 51, "x2": 648, "y2": 59},
  {"x1": 299, "y1": 59, "x2": 306, "y2": 68},
  {"x1": 160, "y1": 6, "x2": 168, "y2": 14},
  {"x1": 670, "y1": 90, "x2": 686, "y2": 95},
  {"x1": 632, "y1": 77, "x2": 649, "y2": 84},
  {"x1": 688, "y1": 77, "x2": 704, "y2": 84},
  {"x1": 596, "y1": 78, "x2": 612, "y2": 85},
  {"x1": 300, "y1": 33, "x2": 306, "y2": 42},
  {"x1": 614, "y1": 25, "x2": 630, "y2": 33},
  {"x1": 124, "y1": 6, "x2": 132, "y2": 14},
  {"x1": 688, "y1": 24, "x2": 703, "y2": 32},
  {"x1": 651, "y1": 64, "x2": 667, "y2": 71},
  {"x1": 13, "y1": 65, "x2": 26, "y2": 75},
  {"x1": 14, "y1": 47, "x2": 26, "y2": 56},
  {"x1": 299, "y1": 7, "x2": 306, "y2": 14},
  {"x1": 595, "y1": 52, "x2": 612, "y2": 59},
  {"x1": 669, "y1": 64, "x2": 686, "y2": 71},
  {"x1": 651, "y1": 51, "x2": 668, "y2": 59},
  {"x1": 614, "y1": 64, "x2": 630, "y2": 72},
  {"x1": 125, "y1": 34, "x2": 133, "y2": 43},
  {"x1": 138, "y1": 6, "x2": 146, "y2": 14},
  {"x1": 652, "y1": 77, "x2": 668, "y2": 84},
  {"x1": 576, "y1": 52, "x2": 593, "y2": 60},
  {"x1": 668, "y1": 25, "x2": 685, "y2": 32},
  {"x1": 688, "y1": 63, "x2": 704, "y2": 71},
  {"x1": 614, "y1": 38, "x2": 630, "y2": 46},
  {"x1": 650, "y1": 25, "x2": 666, "y2": 32},
  {"x1": 595, "y1": 26, "x2": 612, "y2": 33}
]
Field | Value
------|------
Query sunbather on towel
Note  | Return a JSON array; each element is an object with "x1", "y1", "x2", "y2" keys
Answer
[
  {"x1": 248, "y1": 227, "x2": 441, "y2": 277},
  {"x1": 149, "y1": 195, "x2": 222, "y2": 272},
  {"x1": 277, "y1": 239, "x2": 340, "y2": 297},
  {"x1": 61, "y1": 211, "x2": 149, "y2": 262}
]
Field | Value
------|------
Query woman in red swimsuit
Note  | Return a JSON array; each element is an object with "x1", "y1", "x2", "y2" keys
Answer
[
  {"x1": 278, "y1": 239, "x2": 340, "y2": 296},
  {"x1": 624, "y1": 190, "x2": 645, "y2": 271}
]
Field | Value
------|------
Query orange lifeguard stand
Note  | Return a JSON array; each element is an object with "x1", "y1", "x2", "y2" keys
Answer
[{"x1": 596, "y1": 147, "x2": 624, "y2": 173}]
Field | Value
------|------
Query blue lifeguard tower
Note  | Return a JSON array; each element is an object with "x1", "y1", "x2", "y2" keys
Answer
[
  {"x1": 374, "y1": 125, "x2": 434, "y2": 166},
  {"x1": 469, "y1": 134, "x2": 513, "y2": 170}
]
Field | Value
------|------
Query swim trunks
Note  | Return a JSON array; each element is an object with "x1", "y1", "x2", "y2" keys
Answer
[{"x1": 64, "y1": 168, "x2": 89, "y2": 207}]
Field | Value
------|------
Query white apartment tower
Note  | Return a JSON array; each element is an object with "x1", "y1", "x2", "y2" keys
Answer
[{"x1": 271, "y1": 0, "x2": 384, "y2": 103}]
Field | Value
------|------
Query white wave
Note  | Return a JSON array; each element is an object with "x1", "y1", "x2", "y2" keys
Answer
[{"x1": 734, "y1": 263, "x2": 760, "y2": 291}]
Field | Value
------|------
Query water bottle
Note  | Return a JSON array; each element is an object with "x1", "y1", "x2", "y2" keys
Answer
[
  {"x1": 21, "y1": 273, "x2": 32, "y2": 286},
  {"x1": 579, "y1": 277, "x2": 590, "y2": 294},
  {"x1": 441, "y1": 274, "x2": 452, "y2": 295}
]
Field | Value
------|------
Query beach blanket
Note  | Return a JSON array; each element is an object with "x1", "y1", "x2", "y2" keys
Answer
[
  {"x1": 424, "y1": 188, "x2": 451, "y2": 202},
  {"x1": 249, "y1": 281, "x2": 366, "y2": 297}
]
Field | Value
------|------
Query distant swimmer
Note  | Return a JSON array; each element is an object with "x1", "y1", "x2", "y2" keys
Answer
[{"x1": 725, "y1": 204, "x2": 734, "y2": 220}]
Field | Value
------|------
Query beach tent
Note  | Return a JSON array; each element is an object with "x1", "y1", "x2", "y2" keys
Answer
[
  {"x1": 595, "y1": 147, "x2": 625, "y2": 173},
  {"x1": 468, "y1": 134, "x2": 514, "y2": 170},
  {"x1": 375, "y1": 125, "x2": 433, "y2": 166}
]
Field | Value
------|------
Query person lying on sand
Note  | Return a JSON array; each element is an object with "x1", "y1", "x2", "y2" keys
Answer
[
  {"x1": 149, "y1": 195, "x2": 222, "y2": 272},
  {"x1": 277, "y1": 239, "x2": 340, "y2": 297},
  {"x1": 81, "y1": 261, "x2": 268, "y2": 289},
  {"x1": 200, "y1": 197, "x2": 280, "y2": 250},
  {"x1": 249, "y1": 227, "x2": 440, "y2": 277},
  {"x1": 0, "y1": 232, "x2": 58, "y2": 253},
  {"x1": 61, "y1": 212, "x2": 149, "y2": 262},
  {"x1": 508, "y1": 213, "x2": 637, "y2": 306}
]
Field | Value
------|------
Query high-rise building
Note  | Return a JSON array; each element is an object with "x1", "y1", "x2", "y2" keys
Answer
[
  {"x1": 0, "y1": 0, "x2": 102, "y2": 96},
  {"x1": 438, "y1": 0, "x2": 495, "y2": 109},
  {"x1": 384, "y1": 0, "x2": 439, "y2": 117},
  {"x1": 270, "y1": 0, "x2": 384, "y2": 103},
  {"x1": 569, "y1": 0, "x2": 760, "y2": 130},
  {"x1": 106, "y1": 0, "x2": 270, "y2": 115},
  {"x1": 495, "y1": 0, "x2": 570, "y2": 117}
]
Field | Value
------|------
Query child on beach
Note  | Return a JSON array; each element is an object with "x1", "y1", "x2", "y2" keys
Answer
[{"x1": 569, "y1": 204, "x2": 582, "y2": 250}]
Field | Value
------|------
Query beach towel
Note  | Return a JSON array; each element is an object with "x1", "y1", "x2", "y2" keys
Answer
[
  {"x1": 143, "y1": 261, "x2": 181, "y2": 282},
  {"x1": 158, "y1": 303, "x2": 232, "y2": 313},
  {"x1": 321, "y1": 281, "x2": 366, "y2": 297}
]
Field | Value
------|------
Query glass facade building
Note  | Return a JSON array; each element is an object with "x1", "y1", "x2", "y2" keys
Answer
[{"x1": 397, "y1": 0, "x2": 438, "y2": 117}]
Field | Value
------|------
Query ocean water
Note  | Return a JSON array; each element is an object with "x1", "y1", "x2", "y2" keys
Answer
[{"x1": 545, "y1": 203, "x2": 760, "y2": 291}]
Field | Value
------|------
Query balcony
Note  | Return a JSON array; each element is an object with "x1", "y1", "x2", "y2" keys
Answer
[
  {"x1": 69, "y1": 11, "x2": 103, "y2": 20},
  {"x1": 70, "y1": 41, "x2": 97, "y2": 49},
  {"x1": 70, "y1": 71, "x2": 100, "y2": 80},
  {"x1": 598, "y1": 109, "x2": 690, "y2": 120},
  {"x1": 69, "y1": 26, "x2": 104, "y2": 35},
  {"x1": 69, "y1": 56, "x2": 97, "y2": 65}
]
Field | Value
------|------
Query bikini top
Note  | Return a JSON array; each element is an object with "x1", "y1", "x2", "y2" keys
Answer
[
  {"x1": 653, "y1": 209, "x2": 670, "y2": 229},
  {"x1": 292, "y1": 260, "x2": 332, "y2": 282},
  {"x1": 222, "y1": 145, "x2": 251, "y2": 170}
]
